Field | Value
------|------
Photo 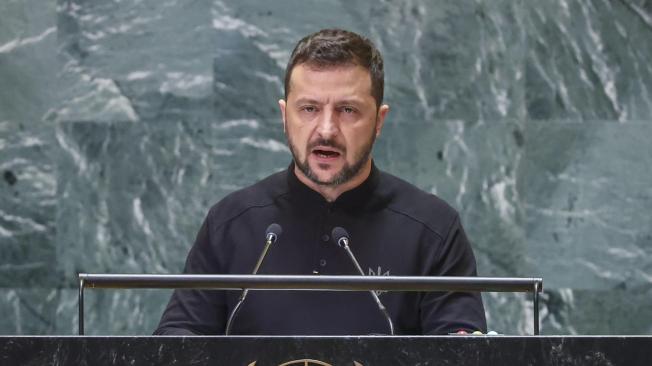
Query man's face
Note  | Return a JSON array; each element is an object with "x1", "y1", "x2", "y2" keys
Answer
[{"x1": 279, "y1": 63, "x2": 389, "y2": 187}]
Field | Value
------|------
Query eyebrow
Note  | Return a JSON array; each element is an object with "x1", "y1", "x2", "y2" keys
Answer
[
  {"x1": 335, "y1": 98, "x2": 365, "y2": 106},
  {"x1": 293, "y1": 97, "x2": 366, "y2": 106},
  {"x1": 294, "y1": 98, "x2": 321, "y2": 105}
]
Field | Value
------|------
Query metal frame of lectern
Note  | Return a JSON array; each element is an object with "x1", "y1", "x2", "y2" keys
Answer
[{"x1": 77, "y1": 274, "x2": 543, "y2": 335}]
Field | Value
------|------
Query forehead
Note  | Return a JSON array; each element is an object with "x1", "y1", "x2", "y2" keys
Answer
[{"x1": 288, "y1": 63, "x2": 373, "y2": 101}]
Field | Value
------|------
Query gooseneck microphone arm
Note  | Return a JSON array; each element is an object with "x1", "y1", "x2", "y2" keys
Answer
[
  {"x1": 225, "y1": 223, "x2": 282, "y2": 335},
  {"x1": 331, "y1": 227, "x2": 395, "y2": 336}
]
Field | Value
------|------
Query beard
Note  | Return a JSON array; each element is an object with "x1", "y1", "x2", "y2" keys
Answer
[{"x1": 286, "y1": 128, "x2": 376, "y2": 187}]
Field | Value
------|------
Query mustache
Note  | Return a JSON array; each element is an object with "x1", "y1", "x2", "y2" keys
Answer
[{"x1": 308, "y1": 138, "x2": 346, "y2": 152}]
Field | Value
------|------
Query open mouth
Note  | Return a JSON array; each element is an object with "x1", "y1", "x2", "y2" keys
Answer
[{"x1": 312, "y1": 149, "x2": 341, "y2": 159}]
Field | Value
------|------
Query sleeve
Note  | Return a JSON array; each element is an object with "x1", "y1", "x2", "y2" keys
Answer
[
  {"x1": 420, "y1": 214, "x2": 487, "y2": 335},
  {"x1": 153, "y1": 209, "x2": 228, "y2": 335}
]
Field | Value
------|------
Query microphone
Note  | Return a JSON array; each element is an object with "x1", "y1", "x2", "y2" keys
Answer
[
  {"x1": 225, "y1": 223, "x2": 282, "y2": 335},
  {"x1": 331, "y1": 227, "x2": 395, "y2": 335}
]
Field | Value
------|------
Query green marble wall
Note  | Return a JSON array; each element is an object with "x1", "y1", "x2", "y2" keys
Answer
[{"x1": 1, "y1": 0, "x2": 651, "y2": 335}]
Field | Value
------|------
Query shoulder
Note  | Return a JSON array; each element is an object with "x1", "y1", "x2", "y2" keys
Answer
[
  {"x1": 206, "y1": 169, "x2": 289, "y2": 229},
  {"x1": 377, "y1": 170, "x2": 460, "y2": 240}
]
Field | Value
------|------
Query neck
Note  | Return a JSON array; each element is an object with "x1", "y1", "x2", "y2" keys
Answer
[{"x1": 294, "y1": 159, "x2": 373, "y2": 202}]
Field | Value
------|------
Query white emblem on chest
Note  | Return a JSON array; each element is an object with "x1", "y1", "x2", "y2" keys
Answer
[{"x1": 367, "y1": 266, "x2": 390, "y2": 296}]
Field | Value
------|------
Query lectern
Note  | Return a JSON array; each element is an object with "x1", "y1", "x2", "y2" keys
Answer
[{"x1": 2, "y1": 274, "x2": 650, "y2": 365}]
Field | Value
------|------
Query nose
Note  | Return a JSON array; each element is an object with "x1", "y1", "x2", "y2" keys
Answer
[{"x1": 316, "y1": 109, "x2": 338, "y2": 139}]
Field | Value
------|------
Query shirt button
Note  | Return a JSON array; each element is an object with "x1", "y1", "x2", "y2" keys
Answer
[
  {"x1": 319, "y1": 259, "x2": 327, "y2": 267},
  {"x1": 321, "y1": 234, "x2": 329, "y2": 242}
]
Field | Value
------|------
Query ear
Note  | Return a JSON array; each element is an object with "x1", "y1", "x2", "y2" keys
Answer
[
  {"x1": 375, "y1": 104, "x2": 390, "y2": 137},
  {"x1": 278, "y1": 99, "x2": 287, "y2": 132}
]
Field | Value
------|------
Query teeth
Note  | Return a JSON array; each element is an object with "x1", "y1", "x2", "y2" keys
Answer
[{"x1": 315, "y1": 150, "x2": 338, "y2": 158}]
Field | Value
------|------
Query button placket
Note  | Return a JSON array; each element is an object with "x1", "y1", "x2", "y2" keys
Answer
[{"x1": 313, "y1": 202, "x2": 333, "y2": 274}]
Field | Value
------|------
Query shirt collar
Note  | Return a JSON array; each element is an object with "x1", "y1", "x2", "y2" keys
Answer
[{"x1": 286, "y1": 160, "x2": 381, "y2": 212}]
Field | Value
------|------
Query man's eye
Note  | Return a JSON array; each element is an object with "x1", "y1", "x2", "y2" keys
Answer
[
  {"x1": 302, "y1": 106, "x2": 317, "y2": 113},
  {"x1": 342, "y1": 106, "x2": 355, "y2": 114}
]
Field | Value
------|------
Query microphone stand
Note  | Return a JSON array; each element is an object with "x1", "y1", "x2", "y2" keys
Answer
[
  {"x1": 225, "y1": 228, "x2": 279, "y2": 335},
  {"x1": 336, "y1": 232, "x2": 395, "y2": 336}
]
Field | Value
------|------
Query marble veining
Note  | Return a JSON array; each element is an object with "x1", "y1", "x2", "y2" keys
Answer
[{"x1": 0, "y1": 0, "x2": 651, "y2": 335}]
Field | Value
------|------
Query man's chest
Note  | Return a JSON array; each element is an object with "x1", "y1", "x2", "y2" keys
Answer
[{"x1": 221, "y1": 208, "x2": 435, "y2": 278}]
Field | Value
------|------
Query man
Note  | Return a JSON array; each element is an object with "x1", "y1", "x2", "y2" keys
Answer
[{"x1": 155, "y1": 28, "x2": 486, "y2": 335}]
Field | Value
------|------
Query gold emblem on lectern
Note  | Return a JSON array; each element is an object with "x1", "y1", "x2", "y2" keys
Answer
[{"x1": 247, "y1": 359, "x2": 364, "y2": 366}]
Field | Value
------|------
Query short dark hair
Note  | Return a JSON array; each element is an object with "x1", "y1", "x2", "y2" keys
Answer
[{"x1": 283, "y1": 28, "x2": 384, "y2": 108}]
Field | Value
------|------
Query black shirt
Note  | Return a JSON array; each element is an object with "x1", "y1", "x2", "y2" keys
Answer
[{"x1": 154, "y1": 162, "x2": 487, "y2": 335}]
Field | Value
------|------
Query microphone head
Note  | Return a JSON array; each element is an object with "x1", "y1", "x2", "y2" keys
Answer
[
  {"x1": 265, "y1": 223, "x2": 282, "y2": 243},
  {"x1": 331, "y1": 226, "x2": 349, "y2": 248}
]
